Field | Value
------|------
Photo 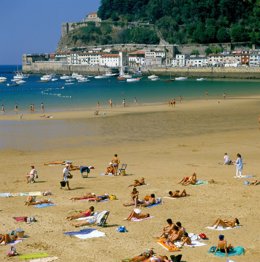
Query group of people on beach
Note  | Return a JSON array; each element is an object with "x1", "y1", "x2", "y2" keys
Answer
[{"x1": 1, "y1": 103, "x2": 45, "y2": 114}]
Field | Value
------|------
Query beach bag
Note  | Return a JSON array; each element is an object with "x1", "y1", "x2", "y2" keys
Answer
[
  {"x1": 60, "y1": 181, "x2": 66, "y2": 187},
  {"x1": 109, "y1": 194, "x2": 117, "y2": 200},
  {"x1": 117, "y1": 226, "x2": 127, "y2": 233}
]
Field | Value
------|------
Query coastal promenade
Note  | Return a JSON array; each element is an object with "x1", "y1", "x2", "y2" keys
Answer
[{"x1": 22, "y1": 62, "x2": 260, "y2": 79}]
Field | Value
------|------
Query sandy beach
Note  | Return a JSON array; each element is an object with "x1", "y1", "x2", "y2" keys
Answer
[{"x1": 0, "y1": 97, "x2": 259, "y2": 261}]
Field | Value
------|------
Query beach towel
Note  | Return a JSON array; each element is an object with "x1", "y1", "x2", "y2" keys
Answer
[
  {"x1": 193, "y1": 180, "x2": 208, "y2": 185},
  {"x1": 157, "y1": 239, "x2": 180, "y2": 252},
  {"x1": 34, "y1": 203, "x2": 55, "y2": 208},
  {"x1": 64, "y1": 228, "x2": 105, "y2": 239},
  {"x1": 175, "y1": 240, "x2": 207, "y2": 248},
  {"x1": 131, "y1": 216, "x2": 154, "y2": 222},
  {"x1": 100, "y1": 173, "x2": 114, "y2": 176},
  {"x1": 29, "y1": 257, "x2": 58, "y2": 262},
  {"x1": 13, "y1": 216, "x2": 27, "y2": 222},
  {"x1": 206, "y1": 226, "x2": 240, "y2": 231},
  {"x1": 0, "y1": 192, "x2": 12, "y2": 197},
  {"x1": 19, "y1": 252, "x2": 49, "y2": 260},
  {"x1": 163, "y1": 197, "x2": 178, "y2": 200},
  {"x1": 208, "y1": 246, "x2": 245, "y2": 257},
  {"x1": 146, "y1": 198, "x2": 162, "y2": 208}
]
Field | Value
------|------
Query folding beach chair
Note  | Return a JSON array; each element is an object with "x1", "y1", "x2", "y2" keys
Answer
[
  {"x1": 117, "y1": 164, "x2": 127, "y2": 176},
  {"x1": 96, "y1": 210, "x2": 110, "y2": 227}
]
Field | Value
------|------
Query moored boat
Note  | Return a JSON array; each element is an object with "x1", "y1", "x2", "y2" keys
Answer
[
  {"x1": 175, "y1": 77, "x2": 187, "y2": 81},
  {"x1": 126, "y1": 77, "x2": 141, "y2": 83}
]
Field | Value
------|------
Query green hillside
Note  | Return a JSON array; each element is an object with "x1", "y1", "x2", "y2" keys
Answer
[
  {"x1": 58, "y1": 0, "x2": 260, "y2": 49},
  {"x1": 98, "y1": 0, "x2": 260, "y2": 44}
]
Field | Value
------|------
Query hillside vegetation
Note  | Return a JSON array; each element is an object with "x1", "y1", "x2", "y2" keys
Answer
[{"x1": 58, "y1": 0, "x2": 260, "y2": 49}]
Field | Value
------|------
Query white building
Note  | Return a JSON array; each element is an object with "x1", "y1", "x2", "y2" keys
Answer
[
  {"x1": 100, "y1": 53, "x2": 120, "y2": 67},
  {"x1": 128, "y1": 50, "x2": 145, "y2": 67},
  {"x1": 186, "y1": 55, "x2": 207, "y2": 67},
  {"x1": 249, "y1": 51, "x2": 260, "y2": 67},
  {"x1": 83, "y1": 12, "x2": 101, "y2": 22},
  {"x1": 172, "y1": 54, "x2": 186, "y2": 67}
]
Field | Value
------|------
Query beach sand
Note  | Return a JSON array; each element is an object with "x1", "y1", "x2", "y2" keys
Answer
[{"x1": 0, "y1": 97, "x2": 259, "y2": 261}]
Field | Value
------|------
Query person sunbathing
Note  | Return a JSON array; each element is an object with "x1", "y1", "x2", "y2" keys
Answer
[
  {"x1": 167, "y1": 225, "x2": 183, "y2": 245},
  {"x1": 160, "y1": 218, "x2": 175, "y2": 238},
  {"x1": 44, "y1": 160, "x2": 68, "y2": 166},
  {"x1": 181, "y1": 232, "x2": 192, "y2": 246},
  {"x1": 212, "y1": 218, "x2": 240, "y2": 228},
  {"x1": 214, "y1": 234, "x2": 233, "y2": 256},
  {"x1": 71, "y1": 212, "x2": 99, "y2": 227},
  {"x1": 66, "y1": 206, "x2": 94, "y2": 220},
  {"x1": 140, "y1": 194, "x2": 156, "y2": 207},
  {"x1": 168, "y1": 189, "x2": 188, "y2": 198},
  {"x1": 128, "y1": 178, "x2": 146, "y2": 187},
  {"x1": 122, "y1": 249, "x2": 155, "y2": 262},
  {"x1": 0, "y1": 234, "x2": 13, "y2": 245},
  {"x1": 105, "y1": 163, "x2": 116, "y2": 175},
  {"x1": 70, "y1": 193, "x2": 109, "y2": 202},
  {"x1": 248, "y1": 180, "x2": 259, "y2": 185},
  {"x1": 126, "y1": 208, "x2": 150, "y2": 221},
  {"x1": 178, "y1": 172, "x2": 197, "y2": 185},
  {"x1": 123, "y1": 187, "x2": 140, "y2": 207},
  {"x1": 25, "y1": 196, "x2": 53, "y2": 206}
]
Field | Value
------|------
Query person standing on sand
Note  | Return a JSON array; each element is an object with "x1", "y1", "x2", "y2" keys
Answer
[
  {"x1": 41, "y1": 102, "x2": 45, "y2": 113},
  {"x1": 62, "y1": 164, "x2": 71, "y2": 190},
  {"x1": 122, "y1": 98, "x2": 126, "y2": 107},
  {"x1": 14, "y1": 104, "x2": 18, "y2": 114},
  {"x1": 235, "y1": 153, "x2": 243, "y2": 178},
  {"x1": 109, "y1": 99, "x2": 113, "y2": 108},
  {"x1": 1, "y1": 104, "x2": 5, "y2": 114}
]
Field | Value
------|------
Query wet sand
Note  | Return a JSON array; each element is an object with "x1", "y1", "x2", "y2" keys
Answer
[{"x1": 0, "y1": 97, "x2": 259, "y2": 261}]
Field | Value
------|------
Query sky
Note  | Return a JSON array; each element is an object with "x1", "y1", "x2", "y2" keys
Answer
[{"x1": 0, "y1": 0, "x2": 100, "y2": 65}]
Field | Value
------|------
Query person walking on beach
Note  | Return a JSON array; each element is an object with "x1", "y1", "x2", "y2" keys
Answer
[
  {"x1": 122, "y1": 98, "x2": 126, "y2": 107},
  {"x1": 62, "y1": 164, "x2": 71, "y2": 190},
  {"x1": 1, "y1": 104, "x2": 5, "y2": 114},
  {"x1": 41, "y1": 102, "x2": 45, "y2": 113},
  {"x1": 14, "y1": 104, "x2": 18, "y2": 114},
  {"x1": 235, "y1": 153, "x2": 243, "y2": 178},
  {"x1": 109, "y1": 99, "x2": 113, "y2": 108},
  {"x1": 30, "y1": 104, "x2": 33, "y2": 113}
]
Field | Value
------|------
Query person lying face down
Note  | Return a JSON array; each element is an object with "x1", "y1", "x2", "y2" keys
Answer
[
  {"x1": 168, "y1": 189, "x2": 188, "y2": 198},
  {"x1": 25, "y1": 196, "x2": 53, "y2": 206},
  {"x1": 128, "y1": 177, "x2": 146, "y2": 187}
]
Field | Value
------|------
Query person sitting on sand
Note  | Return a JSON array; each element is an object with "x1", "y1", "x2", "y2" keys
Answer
[
  {"x1": 70, "y1": 193, "x2": 110, "y2": 202},
  {"x1": 214, "y1": 234, "x2": 233, "y2": 256},
  {"x1": 160, "y1": 218, "x2": 175, "y2": 238},
  {"x1": 140, "y1": 194, "x2": 156, "y2": 207},
  {"x1": 168, "y1": 189, "x2": 188, "y2": 198},
  {"x1": 181, "y1": 232, "x2": 191, "y2": 246},
  {"x1": 66, "y1": 206, "x2": 94, "y2": 220},
  {"x1": 167, "y1": 225, "x2": 183, "y2": 245},
  {"x1": 105, "y1": 162, "x2": 116, "y2": 175},
  {"x1": 25, "y1": 196, "x2": 53, "y2": 206},
  {"x1": 212, "y1": 218, "x2": 240, "y2": 228},
  {"x1": 126, "y1": 208, "x2": 150, "y2": 221},
  {"x1": 124, "y1": 187, "x2": 140, "y2": 207},
  {"x1": 178, "y1": 172, "x2": 197, "y2": 185},
  {"x1": 223, "y1": 153, "x2": 233, "y2": 165},
  {"x1": 128, "y1": 178, "x2": 146, "y2": 187}
]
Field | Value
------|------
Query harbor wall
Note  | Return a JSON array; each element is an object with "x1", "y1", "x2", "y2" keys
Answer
[{"x1": 23, "y1": 62, "x2": 260, "y2": 79}]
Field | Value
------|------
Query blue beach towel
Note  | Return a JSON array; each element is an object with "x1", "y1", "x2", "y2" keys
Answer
[
  {"x1": 209, "y1": 246, "x2": 245, "y2": 257},
  {"x1": 34, "y1": 203, "x2": 55, "y2": 208},
  {"x1": 64, "y1": 228, "x2": 96, "y2": 236},
  {"x1": 146, "y1": 198, "x2": 162, "y2": 208},
  {"x1": 194, "y1": 180, "x2": 208, "y2": 185}
]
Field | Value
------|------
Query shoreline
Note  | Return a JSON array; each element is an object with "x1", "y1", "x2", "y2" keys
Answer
[{"x1": 1, "y1": 95, "x2": 260, "y2": 122}]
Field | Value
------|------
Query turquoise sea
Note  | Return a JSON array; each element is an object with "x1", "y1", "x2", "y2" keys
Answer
[{"x1": 1, "y1": 65, "x2": 260, "y2": 112}]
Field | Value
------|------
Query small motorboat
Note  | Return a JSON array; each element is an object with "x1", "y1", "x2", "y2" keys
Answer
[
  {"x1": 126, "y1": 77, "x2": 141, "y2": 83},
  {"x1": 175, "y1": 77, "x2": 187, "y2": 81}
]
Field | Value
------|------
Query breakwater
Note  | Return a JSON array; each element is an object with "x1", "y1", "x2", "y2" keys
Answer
[{"x1": 22, "y1": 61, "x2": 260, "y2": 79}]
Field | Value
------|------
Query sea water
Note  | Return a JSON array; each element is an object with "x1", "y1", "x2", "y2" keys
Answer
[
  {"x1": 0, "y1": 65, "x2": 260, "y2": 112},
  {"x1": 0, "y1": 65, "x2": 260, "y2": 150}
]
